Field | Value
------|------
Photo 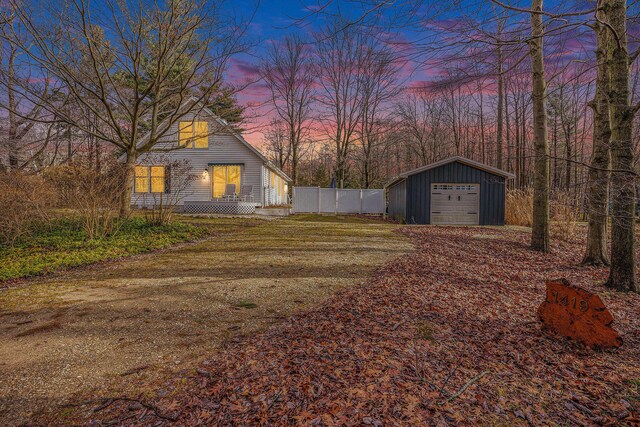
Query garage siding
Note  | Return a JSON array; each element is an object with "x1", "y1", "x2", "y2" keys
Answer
[{"x1": 405, "y1": 161, "x2": 506, "y2": 225}]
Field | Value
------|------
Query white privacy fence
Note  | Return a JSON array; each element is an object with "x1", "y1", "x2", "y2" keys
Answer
[{"x1": 292, "y1": 187, "x2": 385, "y2": 214}]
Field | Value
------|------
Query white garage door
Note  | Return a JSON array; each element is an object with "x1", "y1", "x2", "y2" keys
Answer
[{"x1": 430, "y1": 184, "x2": 479, "y2": 225}]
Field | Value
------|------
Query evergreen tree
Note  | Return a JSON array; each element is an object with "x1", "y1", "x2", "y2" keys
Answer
[{"x1": 206, "y1": 85, "x2": 245, "y2": 128}]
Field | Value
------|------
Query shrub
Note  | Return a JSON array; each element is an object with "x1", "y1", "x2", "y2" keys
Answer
[
  {"x1": 45, "y1": 164, "x2": 127, "y2": 239},
  {"x1": 0, "y1": 172, "x2": 55, "y2": 246},
  {"x1": 505, "y1": 189, "x2": 533, "y2": 227}
]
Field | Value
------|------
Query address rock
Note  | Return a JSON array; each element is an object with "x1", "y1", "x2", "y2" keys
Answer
[{"x1": 537, "y1": 279, "x2": 622, "y2": 349}]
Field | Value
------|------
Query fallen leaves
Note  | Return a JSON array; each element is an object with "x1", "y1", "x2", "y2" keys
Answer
[{"x1": 82, "y1": 226, "x2": 640, "y2": 426}]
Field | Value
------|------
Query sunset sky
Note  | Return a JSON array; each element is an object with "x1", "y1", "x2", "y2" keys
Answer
[
  {"x1": 224, "y1": 0, "x2": 453, "y2": 145},
  {"x1": 223, "y1": 0, "x2": 604, "y2": 146}
]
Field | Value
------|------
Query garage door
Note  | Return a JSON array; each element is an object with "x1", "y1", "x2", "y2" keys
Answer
[{"x1": 430, "y1": 184, "x2": 479, "y2": 225}]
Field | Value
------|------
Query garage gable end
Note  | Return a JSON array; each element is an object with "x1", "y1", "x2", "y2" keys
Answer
[{"x1": 405, "y1": 161, "x2": 506, "y2": 225}]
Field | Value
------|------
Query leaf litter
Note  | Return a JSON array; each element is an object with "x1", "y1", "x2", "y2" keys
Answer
[{"x1": 72, "y1": 226, "x2": 640, "y2": 426}]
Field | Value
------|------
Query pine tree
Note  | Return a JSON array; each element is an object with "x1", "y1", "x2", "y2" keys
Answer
[{"x1": 207, "y1": 85, "x2": 245, "y2": 128}]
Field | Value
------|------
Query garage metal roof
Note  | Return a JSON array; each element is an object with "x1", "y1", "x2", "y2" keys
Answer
[{"x1": 384, "y1": 156, "x2": 516, "y2": 188}]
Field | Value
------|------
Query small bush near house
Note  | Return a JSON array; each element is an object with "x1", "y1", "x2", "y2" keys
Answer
[
  {"x1": 137, "y1": 158, "x2": 194, "y2": 226},
  {"x1": 0, "y1": 172, "x2": 55, "y2": 246},
  {"x1": 505, "y1": 188, "x2": 533, "y2": 227},
  {"x1": 0, "y1": 217, "x2": 210, "y2": 281},
  {"x1": 45, "y1": 164, "x2": 127, "y2": 239}
]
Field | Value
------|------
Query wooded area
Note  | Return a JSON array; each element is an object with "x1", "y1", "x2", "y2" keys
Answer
[
  {"x1": 5, "y1": 0, "x2": 637, "y2": 289},
  {"x1": 259, "y1": 0, "x2": 640, "y2": 289}
]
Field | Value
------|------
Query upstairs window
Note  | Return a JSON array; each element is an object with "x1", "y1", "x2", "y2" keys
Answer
[{"x1": 179, "y1": 121, "x2": 208, "y2": 148}]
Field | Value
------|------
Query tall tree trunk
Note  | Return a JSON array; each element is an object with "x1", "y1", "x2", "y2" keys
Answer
[
  {"x1": 514, "y1": 97, "x2": 521, "y2": 188},
  {"x1": 604, "y1": 0, "x2": 638, "y2": 292},
  {"x1": 451, "y1": 90, "x2": 460, "y2": 155},
  {"x1": 529, "y1": 0, "x2": 550, "y2": 252},
  {"x1": 552, "y1": 115, "x2": 558, "y2": 188},
  {"x1": 505, "y1": 90, "x2": 512, "y2": 182},
  {"x1": 120, "y1": 151, "x2": 136, "y2": 218},
  {"x1": 565, "y1": 132, "x2": 571, "y2": 190},
  {"x1": 7, "y1": 45, "x2": 18, "y2": 169},
  {"x1": 521, "y1": 94, "x2": 528, "y2": 186},
  {"x1": 583, "y1": 13, "x2": 611, "y2": 266},
  {"x1": 480, "y1": 91, "x2": 486, "y2": 163},
  {"x1": 96, "y1": 140, "x2": 101, "y2": 172},
  {"x1": 496, "y1": 35, "x2": 504, "y2": 169},
  {"x1": 291, "y1": 128, "x2": 299, "y2": 185}
]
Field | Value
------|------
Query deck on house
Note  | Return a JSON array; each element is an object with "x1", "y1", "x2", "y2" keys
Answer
[{"x1": 182, "y1": 200, "x2": 260, "y2": 214}]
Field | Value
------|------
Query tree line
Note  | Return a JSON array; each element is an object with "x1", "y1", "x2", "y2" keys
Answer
[
  {"x1": 1, "y1": 0, "x2": 639, "y2": 292},
  {"x1": 257, "y1": 1, "x2": 640, "y2": 293}
]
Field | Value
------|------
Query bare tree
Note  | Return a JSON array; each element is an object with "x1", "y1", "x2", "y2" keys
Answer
[
  {"x1": 0, "y1": 9, "x2": 59, "y2": 170},
  {"x1": 315, "y1": 19, "x2": 367, "y2": 188},
  {"x1": 529, "y1": 0, "x2": 550, "y2": 252},
  {"x1": 495, "y1": 8, "x2": 507, "y2": 169},
  {"x1": 603, "y1": 0, "x2": 638, "y2": 292},
  {"x1": 264, "y1": 118, "x2": 291, "y2": 171},
  {"x1": 2, "y1": 0, "x2": 247, "y2": 216},
  {"x1": 583, "y1": 4, "x2": 611, "y2": 266},
  {"x1": 357, "y1": 41, "x2": 402, "y2": 188},
  {"x1": 396, "y1": 90, "x2": 449, "y2": 165},
  {"x1": 262, "y1": 34, "x2": 314, "y2": 185}
]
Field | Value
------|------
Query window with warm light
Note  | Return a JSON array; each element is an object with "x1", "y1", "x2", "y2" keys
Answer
[
  {"x1": 150, "y1": 166, "x2": 165, "y2": 193},
  {"x1": 134, "y1": 166, "x2": 149, "y2": 193},
  {"x1": 134, "y1": 166, "x2": 167, "y2": 193},
  {"x1": 278, "y1": 176, "x2": 285, "y2": 199},
  {"x1": 179, "y1": 121, "x2": 208, "y2": 148},
  {"x1": 211, "y1": 165, "x2": 241, "y2": 198}
]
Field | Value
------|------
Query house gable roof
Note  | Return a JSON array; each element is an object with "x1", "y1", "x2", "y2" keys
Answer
[
  {"x1": 122, "y1": 97, "x2": 292, "y2": 182},
  {"x1": 384, "y1": 156, "x2": 515, "y2": 188}
]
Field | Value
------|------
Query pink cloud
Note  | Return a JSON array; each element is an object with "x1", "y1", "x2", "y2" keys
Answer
[{"x1": 228, "y1": 57, "x2": 261, "y2": 82}]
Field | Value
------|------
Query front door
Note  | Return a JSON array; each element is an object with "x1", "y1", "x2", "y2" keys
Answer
[{"x1": 430, "y1": 184, "x2": 479, "y2": 225}]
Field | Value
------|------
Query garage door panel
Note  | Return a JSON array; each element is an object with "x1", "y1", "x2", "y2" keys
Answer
[{"x1": 430, "y1": 184, "x2": 479, "y2": 225}]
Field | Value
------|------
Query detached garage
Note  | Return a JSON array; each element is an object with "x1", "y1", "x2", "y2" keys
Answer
[{"x1": 385, "y1": 156, "x2": 515, "y2": 225}]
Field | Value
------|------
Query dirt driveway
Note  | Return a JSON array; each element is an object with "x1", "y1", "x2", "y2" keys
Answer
[{"x1": 0, "y1": 215, "x2": 412, "y2": 425}]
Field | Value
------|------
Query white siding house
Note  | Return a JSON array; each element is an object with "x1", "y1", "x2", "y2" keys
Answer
[{"x1": 127, "y1": 104, "x2": 291, "y2": 214}]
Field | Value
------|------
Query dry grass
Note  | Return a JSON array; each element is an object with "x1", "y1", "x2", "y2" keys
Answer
[
  {"x1": 505, "y1": 189, "x2": 533, "y2": 227},
  {"x1": 551, "y1": 191, "x2": 580, "y2": 241}
]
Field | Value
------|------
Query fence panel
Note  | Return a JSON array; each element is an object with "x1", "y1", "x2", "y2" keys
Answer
[
  {"x1": 320, "y1": 188, "x2": 337, "y2": 213},
  {"x1": 336, "y1": 189, "x2": 360, "y2": 213},
  {"x1": 362, "y1": 189, "x2": 386, "y2": 214},
  {"x1": 293, "y1": 187, "x2": 319, "y2": 213},
  {"x1": 292, "y1": 187, "x2": 385, "y2": 214}
]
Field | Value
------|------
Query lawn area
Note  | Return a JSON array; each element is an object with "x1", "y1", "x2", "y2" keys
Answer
[
  {"x1": 0, "y1": 214, "x2": 411, "y2": 425},
  {"x1": 0, "y1": 217, "x2": 214, "y2": 282},
  {"x1": 79, "y1": 224, "x2": 640, "y2": 426}
]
